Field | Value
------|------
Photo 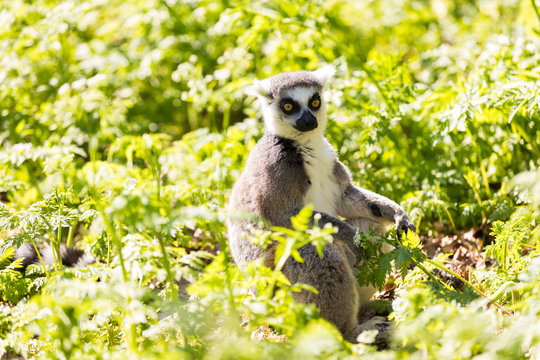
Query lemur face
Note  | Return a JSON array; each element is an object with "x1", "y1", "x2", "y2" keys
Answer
[
  {"x1": 246, "y1": 66, "x2": 336, "y2": 140},
  {"x1": 277, "y1": 86, "x2": 321, "y2": 132}
]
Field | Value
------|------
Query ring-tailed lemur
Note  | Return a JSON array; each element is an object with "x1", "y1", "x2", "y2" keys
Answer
[{"x1": 227, "y1": 66, "x2": 416, "y2": 343}]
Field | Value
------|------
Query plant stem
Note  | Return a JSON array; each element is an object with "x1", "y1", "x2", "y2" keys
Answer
[
  {"x1": 96, "y1": 204, "x2": 128, "y2": 281},
  {"x1": 532, "y1": 0, "x2": 540, "y2": 24},
  {"x1": 358, "y1": 61, "x2": 394, "y2": 112},
  {"x1": 424, "y1": 258, "x2": 511, "y2": 315},
  {"x1": 503, "y1": 237, "x2": 508, "y2": 272},
  {"x1": 105, "y1": 321, "x2": 116, "y2": 346},
  {"x1": 66, "y1": 222, "x2": 75, "y2": 247},
  {"x1": 209, "y1": 105, "x2": 216, "y2": 132},
  {"x1": 222, "y1": 105, "x2": 231, "y2": 132},
  {"x1": 55, "y1": 197, "x2": 65, "y2": 268},
  {"x1": 269, "y1": 237, "x2": 294, "y2": 297},
  {"x1": 512, "y1": 121, "x2": 540, "y2": 159},
  {"x1": 465, "y1": 127, "x2": 491, "y2": 201},
  {"x1": 57, "y1": 225, "x2": 62, "y2": 250},
  {"x1": 156, "y1": 167, "x2": 161, "y2": 201},
  {"x1": 444, "y1": 208, "x2": 457, "y2": 233},
  {"x1": 41, "y1": 216, "x2": 62, "y2": 270},
  {"x1": 415, "y1": 215, "x2": 422, "y2": 232},
  {"x1": 156, "y1": 234, "x2": 177, "y2": 300},
  {"x1": 479, "y1": 159, "x2": 491, "y2": 199},
  {"x1": 216, "y1": 233, "x2": 238, "y2": 318},
  {"x1": 46, "y1": 229, "x2": 61, "y2": 271},
  {"x1": 489, "y1": 281, "x2": 515, "y2": 304},
  {"x1": 128, "y1": 323, "x2": 138, "y2": 355},
  {"x1": 30, "y1": 238, "x2": 48, "y2": 276},
  {"x1": 107, "y1": 234, "x2": 111, "y2": 268},
  {"x1": 412, "y1": 258, "x2": 453, "y2": 291}
]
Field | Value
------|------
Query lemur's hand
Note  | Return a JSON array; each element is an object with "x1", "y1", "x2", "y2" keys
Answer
[{"x1": 395, "y1": 212, "x2": 416, "y2": 239}]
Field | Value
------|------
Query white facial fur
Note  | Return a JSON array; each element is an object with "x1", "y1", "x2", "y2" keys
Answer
[
  {"x1": 261, "y1": 86, "x2": 327, "y2": 145},
  {"x1": 247, "y1": 66, "x2": 336, "y2": 146}
]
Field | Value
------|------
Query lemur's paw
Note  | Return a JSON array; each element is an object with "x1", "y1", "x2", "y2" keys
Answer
[
  {"x1": 352, "y1": 316, "x2": 393, "y2": 346},
  {"x1": 395, "y1": 214, "x2": 416, "y2": 239}
]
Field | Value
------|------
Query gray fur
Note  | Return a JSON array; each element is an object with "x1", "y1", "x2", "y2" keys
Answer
[
  {"x1": 228, "y1": 67, "x2": 415, "y2": 344},
  {"x1": 265, "y1": 71, "x2": 323, "y2": 99}
]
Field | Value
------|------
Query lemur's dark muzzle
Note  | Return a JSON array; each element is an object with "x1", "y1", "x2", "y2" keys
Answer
[{"x1": 294, "y1": 109, "x2": 318, "y2": 132}]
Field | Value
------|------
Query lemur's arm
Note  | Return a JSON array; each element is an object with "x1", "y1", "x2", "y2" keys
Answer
[
  {"x1": 333, "y1": 161, "x2": 416, "y2": 234},
  {"x1": 270, "y1": 208, "x2": 362, "y2": 263}
]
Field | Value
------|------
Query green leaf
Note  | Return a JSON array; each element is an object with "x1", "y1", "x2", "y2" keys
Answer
[{"x1": 291, "y1": 205, "x2": 313, "y2": 232}]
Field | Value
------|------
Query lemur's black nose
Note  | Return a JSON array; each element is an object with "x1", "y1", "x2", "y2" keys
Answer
[{"x1": 294, "y1": 109, "x2": 318, "y2": 132}]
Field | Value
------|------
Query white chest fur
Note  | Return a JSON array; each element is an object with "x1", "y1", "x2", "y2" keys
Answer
[{"x1": 300, "y1": 138, "x2": 341, "y2": 217}]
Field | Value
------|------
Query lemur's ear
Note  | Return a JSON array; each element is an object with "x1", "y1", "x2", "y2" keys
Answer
[
  {"x1": 245, "y1": 78, "x2": 271, "y2": 99},
  {"x1": 312, "y1": 65, "x2": 336, "y2": 84}
]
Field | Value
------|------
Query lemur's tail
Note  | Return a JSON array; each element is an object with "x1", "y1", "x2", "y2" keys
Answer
[{"x1": 14, "y1": 243, "x2": 96, "y2": 270}]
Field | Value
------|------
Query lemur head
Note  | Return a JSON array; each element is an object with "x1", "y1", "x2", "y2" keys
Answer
[{"x1": 246, "y1": 65, "x2": 336, "y2": 142}]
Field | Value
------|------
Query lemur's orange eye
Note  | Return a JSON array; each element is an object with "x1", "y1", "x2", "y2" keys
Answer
[
  {"x1": 280, "y1": 98, "x2": 297, "y2": 114},
  {"x1": 309, "y1": 94, "x2": 321, "y2": 110}
]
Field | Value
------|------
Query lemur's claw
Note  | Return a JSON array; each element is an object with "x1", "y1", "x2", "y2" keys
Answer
[{"x1": 395, "y1": 216, "x2": 416, "y2": 240}]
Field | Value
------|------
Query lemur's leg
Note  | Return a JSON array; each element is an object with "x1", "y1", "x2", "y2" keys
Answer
[
  {"x1": 296, "y1": 210, "x2": 387, "y2": 320},
  {"x1": 286, "y1": 243, "x2": 390, "y2": 345},
  {"x1": 280, "y1": 242, "x2": 362, "y2": 343},
  {"x1": 269, "y1": 208, "x2": 394, "y2": 343}
]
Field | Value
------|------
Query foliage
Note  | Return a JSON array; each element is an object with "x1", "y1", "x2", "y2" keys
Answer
[
  {"x1": 0, "y1": 248, "x2": 27, "y2": 304},
  {"x1": 0, "y1": 0, "x2": 539, "y2": 358},
  {"x1": 355, "y1": 229, "x2": 426, "y2": 290}
]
